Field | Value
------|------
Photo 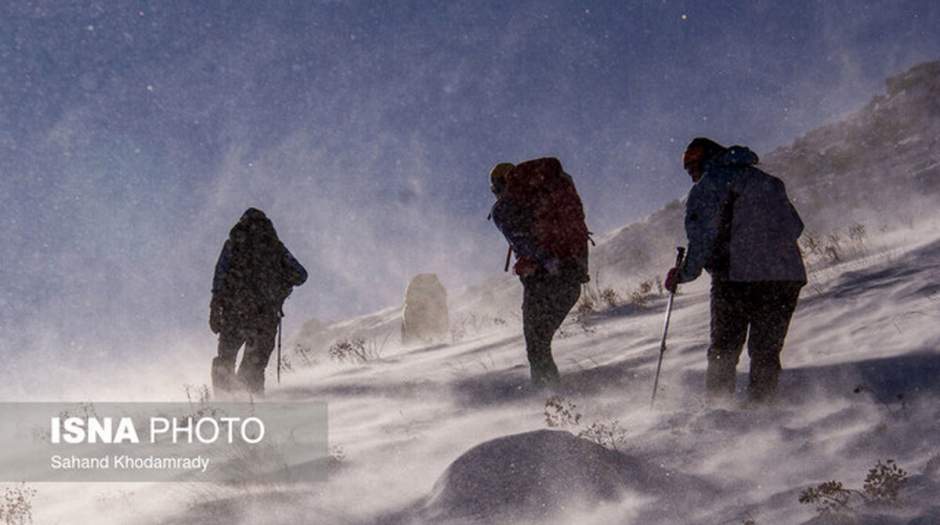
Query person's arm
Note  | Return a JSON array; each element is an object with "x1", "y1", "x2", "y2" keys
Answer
[
  {"x1": 282, "y1": 247, "x2": 308, "y2": 286},
  {"x1": 679, "y1": 176, "x2": 726, "y2": 283},
  {"x1": 780, "y1": 178, "x2": 805, "y2": 239},
  {"x1": 210, "y1": 240, "x2": 232, "y2": 334},
  {"x1": 492, "y1": 199, "x2": 549, "y2": 265},
  {"x1": 211, "y1": 240, "x2": 233, "y2": 294}
]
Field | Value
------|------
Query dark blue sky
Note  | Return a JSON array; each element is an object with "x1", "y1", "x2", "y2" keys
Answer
[{"x1": 2, "y1": 0, "x2": 939, "y2": 375}]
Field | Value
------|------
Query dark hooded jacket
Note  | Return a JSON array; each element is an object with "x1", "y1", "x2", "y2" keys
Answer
[
  {"x1": 211, "y1": 208, "x2": 307, "y2": 323},
  {"x1": 679, "y1": 146, "x2": 807, "y2": 284}
]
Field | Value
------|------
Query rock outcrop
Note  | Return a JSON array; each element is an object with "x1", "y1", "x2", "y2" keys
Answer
[{"x1": 401, "y1": 273, "x2": 449, "y2": 345}]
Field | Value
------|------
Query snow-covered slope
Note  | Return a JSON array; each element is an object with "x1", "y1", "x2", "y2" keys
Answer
[
  {"x1": 289, "y1": 60, "x2": 940, "y2": 361},
  {"x1": 21, "y1": 61, "x2": 940, "y2": 525},
  {"x1": 121, "y1": 219, "x2": 940, "y2": 525},
  {"x1": 594, "y1": 59, "x2": 940, "y2": 286}
]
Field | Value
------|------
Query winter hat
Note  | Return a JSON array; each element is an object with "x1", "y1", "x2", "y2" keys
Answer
[
  {"x1": 489, "y1": 162, "x2": 515, "y2": 194},
  {"x1": 240, "y1": 207, "x2": 268, "y2": 222},
  {"x1": 683, "y1": 137, "x2": 727, "y2": 169}
]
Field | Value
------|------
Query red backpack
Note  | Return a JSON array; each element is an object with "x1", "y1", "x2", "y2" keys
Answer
[{"x1": 504, "y1": 157, "x2": 590, "y2": 276}]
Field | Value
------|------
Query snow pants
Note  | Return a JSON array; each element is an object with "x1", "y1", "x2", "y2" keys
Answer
[
  {"x1": 521, "y1": 272, "x2": 582, "y2": 386},
  {"x1": 212, "y1": 315, "x2": 279, "y2": 395},
  {"x1": 707, "y1": 280, "x2": 803, "y2": 403}
]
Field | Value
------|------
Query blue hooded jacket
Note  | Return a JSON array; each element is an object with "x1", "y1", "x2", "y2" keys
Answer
[{"x1": 679, "y1": 146, "x2": 807, "y2": 284}]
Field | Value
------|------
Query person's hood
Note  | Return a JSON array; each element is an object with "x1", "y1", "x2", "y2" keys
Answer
[
  {"x1": 710, "y1": 145, "x2": 759, "y2": 167},
  {"x1": 230, "y1": 207, "x2": 277, "y2": 242},
  {"x1": 239, "y1": 207, "x2": 268, "y2": 223}
]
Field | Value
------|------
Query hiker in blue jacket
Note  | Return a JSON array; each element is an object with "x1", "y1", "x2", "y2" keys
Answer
[
  {"x1": 210, "y1": 208, "x2": 307, "y2": 395},
  {"x1": 665, "y1": 138, "x2": 807, "y2": 404}
]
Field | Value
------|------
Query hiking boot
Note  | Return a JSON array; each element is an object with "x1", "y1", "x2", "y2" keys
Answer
[
  {"x1": 530, "y1": 366, "x2": 561, "y2": 390},
  {"x1": 236, "y1": 362, "x2": 266, "y2": 396},
  {"x1": 211, "y1": 357, "x2": 236, "y2": 396}
]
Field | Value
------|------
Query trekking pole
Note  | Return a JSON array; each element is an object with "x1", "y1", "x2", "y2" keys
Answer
[
  {"x1": 277, "y1": 314, "x2": 283, "y2": 385},
  {"x1": 650, "y1": 247, "x2": 686, "y2": 408},
  {"x1": 503, "y1": 245, "x2": 513, "y2": 272}
]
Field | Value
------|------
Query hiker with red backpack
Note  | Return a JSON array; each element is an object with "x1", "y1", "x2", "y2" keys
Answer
[
  {"x1": 489, "y1": 158, "x2": 591, "y2": 388},
  {"x1": 210, "y1": 208, "x2": 308, "y2": 396},
  {"x1": 664, "y1": 138, "x2": 806, "y2": 404}
]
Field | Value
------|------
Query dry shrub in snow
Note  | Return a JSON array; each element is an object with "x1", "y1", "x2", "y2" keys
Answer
[
  {"x1": 183, "y1": 383, "x2": 210, "y2": 404},
  {"x1": 544, "y1": 396, "x2": 582, "y2": 428},
  {"x1": 0, "y1": 484, "x2": 36, "y2": 525},
  {"x1": 799, "y1": 480, "x2": 854, "y2": 516},
  {"x1": 450, "y1": 313, "x2": 510, "y2": 343},
  {"x1": 801, "y1": 232, "x2": 822, "y2": 259},
  {"x1": 329, "y1": 445, "x2": 347, "y2": 463},
  {"x1": 328, "y1": 337, "x2": 384, "y2": 364},
  {"x1": 600, "y1": 287, "x2": 620, "y2": 308},
  {"x1": 861, "y1": 460, "x2": 909, "y2": 504},
  {"x1": 543, "y1": 397, "x2": 627, "y2": 451},
  {"x1": 629, "y1": 280, "x2": 655, "y2": 307},
  {"x1": 802, "y1": 223, "x2": 872, "y2": 272},
  {"x1": 570, "y1": 283, "x2": 603, "y2": 334},
  {"x1": 848, "y1": 222, "x2": 868, "y2": 248},
  {"x1": 572, "y1": 303, "x2": 596, "y2": 334},
  {"x1": 292, "y1": 342, "x2": 320, "y2": 368},
  {"x1": 799, "y1": 459, "x2": 910, "y2": 517},
  {"x1": 576, "y1": 420, "x2": 627, "y2": 452},
  {"x1": 183, "y1": 384, "x2": 220, "y2": 418},
  {"x1": 577, "y1": 285, "x2": 598, "y2": 314},
  {"x1": 277, "y1": 353, "x2": 293, "y2": 375},
  {"x1": 578, "y1": 278, "x2": 629, "y2": 312},
  {"x1": 579, "y1": 279, "x2": 656, "y2": 311}
]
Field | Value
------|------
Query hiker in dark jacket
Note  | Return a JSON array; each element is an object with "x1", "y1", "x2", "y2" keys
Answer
[
  {"x1": 490, "y1": 159, "x2": 590, "y2": 388},
  {"x1": 665, "y1": 138, "x2": 806, "y2": 404},
  {"x1": 210, "y1": 208, "x2": 307, "y2": 395}
]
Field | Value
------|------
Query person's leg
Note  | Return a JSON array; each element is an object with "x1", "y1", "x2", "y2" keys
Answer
[
  {"x1": 550, "y1": 279, "x2": 581, "y2": 333},
  {"x1": 706, "y1": 280, "x2": 750, "y2": 401},
  {"x1": 746, "y1": 282, "x2": 802, "y2": 403},
  {"x1": 522, "y1": 277, "x2": 558, "y2": 385},
  {"x1": 213, "y1": 328, "x2": 244, "y2": 394},
  {"x1": 236, "y1": 317, "x2": 279, "y2": 395},
  {"x1": 522, "y1": 276, "x2": 564, "y2": 386},
  {"x1": 522, "y1": 274, "x2": 581, "y2": 387},
  {"x1": 540, "y1": 277, "x2": 581, "y2": 384}
]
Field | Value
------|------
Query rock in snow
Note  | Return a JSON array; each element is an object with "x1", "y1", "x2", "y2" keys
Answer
[
  {"x1": 401, "y1": 273, "x2": 449, "y2": 345},
  {"x1": 411, "y1": 429, "x2": 714, "y2": 524}
]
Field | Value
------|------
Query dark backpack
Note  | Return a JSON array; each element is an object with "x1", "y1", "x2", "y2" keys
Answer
[{"x1": 504, "y1": 157, "x2": 591, "y2": 279}]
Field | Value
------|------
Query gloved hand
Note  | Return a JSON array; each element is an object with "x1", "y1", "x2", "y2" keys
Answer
[
  {"x1": 514, "y1": 257, "x2": 539, "y2": 278},
  {"x1": 209, "y1": 296, "x2": 224, "y2": 334},
  {"x1": 664, "y1": 267, "x2": 681, "y2": 294}
]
